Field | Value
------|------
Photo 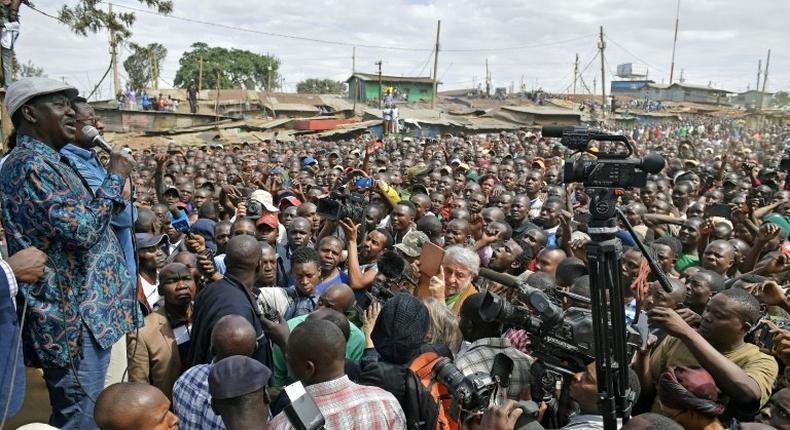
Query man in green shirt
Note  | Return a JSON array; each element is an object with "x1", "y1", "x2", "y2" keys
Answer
[{"x1": 271, "y1": 283, "x2": 364, "y2": 386}]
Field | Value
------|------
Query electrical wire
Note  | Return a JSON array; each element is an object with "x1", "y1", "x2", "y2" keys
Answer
[
  {"x1": 106, "y1": 1, "x2": 594, "y2": 54},
  {"x1": 604, "y1": 35, "x2": 666, "y2": 75},
  {"x1": 87, "y1": 61, "x2": 114, "y2": 100}
]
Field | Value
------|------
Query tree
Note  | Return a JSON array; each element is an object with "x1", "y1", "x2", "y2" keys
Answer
[
  {"x1": 775, "y1": 91, "x2": 789, "y2": 106},
  {"x1": 123, "y1": 42, "x2": 167, "y2": 90},
  {"x1": 18, "y1": 59, "x2": 46, "y2": 78},
  {"x1": 57, "y1": 0, "x2": 173, "y2": 42},
  {"x1": 297, "y1": 79, "x2": 347, "y2": 94},
  {"x1": 173, "y1": 43, "x2": 280, "y2": 90}
]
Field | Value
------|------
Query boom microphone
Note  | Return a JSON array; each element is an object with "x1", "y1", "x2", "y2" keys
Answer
[
  {"x1": 81, "y1": 125, "x2": 113, "y2": 154},
  {"x1": 478, "y1": 268, "x2": 521, "y2": 289}
]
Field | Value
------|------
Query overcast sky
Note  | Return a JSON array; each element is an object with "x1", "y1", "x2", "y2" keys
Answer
[{"x1": 18, "y1": 0, "x2": 790, "y2": 99}]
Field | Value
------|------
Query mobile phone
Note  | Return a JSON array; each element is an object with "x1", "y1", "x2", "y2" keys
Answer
[
  {"x1": 420, "y1": 241, "x2": 445, "y2": 277},
  {"x1": 171, "y1": 217, "x2": 191, "y2": 234},
  {"x1": 355, "y1": 177, "x2": 373, "y2": 189},
  {"x1": 708, "y1": 203, "x2": 732, "y2": 219},
  {"x1": 751, "y1": 320, "x2": 776, "y2": 353}
]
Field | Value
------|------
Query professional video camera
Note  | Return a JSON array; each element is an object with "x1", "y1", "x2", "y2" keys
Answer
[
  {"x1": 316, "y1": 191, "x2": 366, "y2": 224},
  {"x1": 477, "y1": 269, "x2": 596, "y2": 401},
  {"x1": 356, "y1": 250, "x2": 416, "y2": 311},
  {"x1": 542, "y1": 126, "x2": 664, "y2": 188},
  {"x1": 432, "y1": 352, "x2": 514, "y2": 413},
  {"x1": 542, "y1": 125, "x2": 668, "y2": 430}
]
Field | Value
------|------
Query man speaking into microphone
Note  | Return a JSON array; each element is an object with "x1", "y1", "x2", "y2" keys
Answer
[
  {"x1": 60, "y1": 96, "x2": 138, "y2": 389},
  {"x1": 0, "y1": 77, "x2": 141, "y2": 429}
]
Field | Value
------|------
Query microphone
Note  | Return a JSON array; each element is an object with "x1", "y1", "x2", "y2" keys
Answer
[
  {"x1": 541, "y1": 125, "x2": 571, "y2": 138},
  {"x1": 478, "y1": 268, "x2": 522, "y2": 289},
  {"x1": 81, "y1": 125, "x2": 113, "y2": 154}
]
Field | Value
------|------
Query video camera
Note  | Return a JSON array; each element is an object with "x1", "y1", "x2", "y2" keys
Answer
[
  {"x1": 316, "y1": 191, "x2": 366, "y2": 224},
  {"x1": 477, "y1": 269, "x2": 596, "y2": 401},
  {"x1": 542, "y1": 126, "x2": 664, "y2": 188},
  {"x1": 432, "y1": 353, "x2": 514, "y2": 414}
]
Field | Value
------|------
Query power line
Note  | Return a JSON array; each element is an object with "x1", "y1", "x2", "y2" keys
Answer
[
  {"x1": 604, "y1": 35, "x2": 666, "y2": 75},
  {"x1": 106, "y1": 1, "x2": 595, "y2": 54},
  {"x1": 108, "y1": 1, "x2": 433, "y2": 52}
]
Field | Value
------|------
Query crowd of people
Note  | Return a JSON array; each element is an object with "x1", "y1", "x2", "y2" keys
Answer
[
  {"x1": 2, "y1": 76, "x2": 790, "y2": 430},
  {"x1": 116, "y1": 87, "x2": 181, "y2": 112}
]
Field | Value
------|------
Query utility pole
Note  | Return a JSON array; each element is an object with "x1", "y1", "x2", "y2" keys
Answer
[
  {"x1": 214, "y1": 70, "x2": 221, "y2": 121},
  {"x1": 669, "y1": 0, "x2": 680, "y2": 84},
  {"x1": 485, "y1": 58, "x2": 490, "y2": 97},
  {"x1": 572, "y1": 53, "x2": 579, "y2": 96},
  {"x1": 375, "y1": 60, "x2": 383, "y2": 107},
  {"x1": 352, "y1": 47, "x2": 357, "y2": 110},
  {"x1": 758, "y1": 49, "x2": 771, "y2": 111},
  {"x1": 352, "y1": 46, "x2": 356, "y2": 74},
  {"x1": 593, "y1": 77, "x2": 596, "y2": 95},
  {"x1": 198, "y1": 56, "x2": 204, "y2": 92},
  {"x1": 599, "y1": 26, "x2": 606, "y2": 119},
  {"x1": 756, "y1": 59, "x2": 762, "y2": 94},
  {"x1": 431, "y1": 20, "x2": 441, "y2": 109},
  {"x1": 150, "y1": 50, "x2": 159, "y2": 90},
  {"x1": 679, "y1": 68, "x2": 685, "y2": 83},
  {"x1": 109, "y1": 3, "x2": 121, "y2": 97}
]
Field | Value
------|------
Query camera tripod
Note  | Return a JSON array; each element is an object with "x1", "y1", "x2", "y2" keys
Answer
[{"x1": 584, "y1": 187, "x2": 635, "y2": 430}]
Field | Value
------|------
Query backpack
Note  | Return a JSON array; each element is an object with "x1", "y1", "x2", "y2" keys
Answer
[{"x1": 404, "y1": 351, "x2": 459, "y2": 430}]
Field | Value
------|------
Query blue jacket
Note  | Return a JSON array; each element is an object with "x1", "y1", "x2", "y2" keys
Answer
[
  {"x1": 0, "y1": 265, "x2": 24, "y2": 418},
  {"x1": 61, "y1": 144, "x2": 137, "y2": 284}
]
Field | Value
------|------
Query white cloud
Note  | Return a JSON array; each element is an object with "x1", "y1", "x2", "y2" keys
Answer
[{"x1": 17, "y1": 0, "x2": 790, "y2": 99}]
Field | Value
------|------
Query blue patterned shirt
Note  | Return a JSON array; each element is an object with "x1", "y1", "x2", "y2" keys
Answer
[
  {"x1": 0, "y1": 135, "x2": 141, "y2": 368},
  {"x1": 172, "y1": 364, "x2": 225, "y2": 430}
]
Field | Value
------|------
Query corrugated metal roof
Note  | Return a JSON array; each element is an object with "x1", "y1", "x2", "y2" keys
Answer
[
  {"x1": 347, "y1": 73, "x2": 434, "y2": 84},
  {"x1": 502, "y1": 105, "x2": 584, "y2": 116}
]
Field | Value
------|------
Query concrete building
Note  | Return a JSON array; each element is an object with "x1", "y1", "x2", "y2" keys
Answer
[
  {"x1": 611, "y1": 81, "x2": 731, "y2": 104},
  {"x1": 730, "y1": 90, "x2": 773, "y2": 109},
  {"x1": 346, "y1": 73, "x2": 435, "y2": 103}
]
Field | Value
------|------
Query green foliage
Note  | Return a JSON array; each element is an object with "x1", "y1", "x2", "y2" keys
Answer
[
  {"x1": 775, "y1": 91, "x2": 789, "y2": 106},
  {"x1": 17, "y1": 58, "x2": 46, "y2": 78},
  {"x1": 173, "y1": 43, "x2": 280, "y2": 90},
  {"x1": 123, "y1": 42, "x2": 167, "y2": 90},
  {"x1": 297, "y1": 78, "x2": 347, "y2": 94},
  {"x1": 57, "y1": 0, "x2": 173, "y2": 42}
]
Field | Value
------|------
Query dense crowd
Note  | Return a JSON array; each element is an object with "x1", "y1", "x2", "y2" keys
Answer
[{"x1": 2, "y1": 76, "x2": 790, "y2": 430}]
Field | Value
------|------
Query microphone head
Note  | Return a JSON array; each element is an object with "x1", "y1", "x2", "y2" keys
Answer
[
  {"x1": 541, "y1": 126, "x2": 570, "y2": 138},
  {"x1": 81, "y1": 125, "x2": 99, "y2": 140},
  {"x1": 641, "y1": 152, "x2": 666, "y2": 174}
]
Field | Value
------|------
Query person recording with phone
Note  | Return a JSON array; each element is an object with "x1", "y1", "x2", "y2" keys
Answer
[{"x1": 0, "y1": 78, "x2": 141, "y2": 429}]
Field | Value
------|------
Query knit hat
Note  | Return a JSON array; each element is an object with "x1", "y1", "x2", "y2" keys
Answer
[
  {"x1": 371, "y1": 293, "x2": 430, "y2": 365},
  {"x1": 658, "y1": 366, "x2": 724, "y2": 418}
]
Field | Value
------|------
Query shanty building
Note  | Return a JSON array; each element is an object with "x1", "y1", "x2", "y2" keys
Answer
[
  {"x1": 611, "y1": 81, "x2": 731, "y2": 105},
  {"x1": 346, "y1": 73, "x2": 435, "y2": 103}
]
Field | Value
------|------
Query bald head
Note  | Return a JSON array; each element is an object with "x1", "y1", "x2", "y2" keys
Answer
[
  {"x1": 95, "y1": 383, "x2": 176, "y2": 430},
  {"x1": 211, "y1": 314, "x2": 257, "y2": 360},
  {"x1": 307, "y1": 308, "x2": 351, "y2": 342},
  {"x1": 225, "y1": 235, "x2": 262, "y2": 271},
  {"x1": 317, "y1": 283, "x2": 355, "y2": 312},
  {"x1": 286, "y1": 319, "x2": 345, "y2": 385}
]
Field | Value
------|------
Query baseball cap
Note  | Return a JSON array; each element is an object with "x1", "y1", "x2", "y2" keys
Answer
[
  {"x1": 135, "y1": 233, "x2": 169, "y2": 250},
  {"x1": 256, "y1": 212, "x2": 279, "y2": 229},
  {"x1": 208, "y1": 356, "x2": 272, "y2": 400},
  {"x1": 279, "y1": 195, "x2": 302, "y2": 209},
  {"x1": 163, "y1": 187, "x2": 181, "y2": 197},
  {"x1": 250, "y1": 189, "x2": 279, "y2": 213},
  {"x1": 5, "y1": 77, "x2": 79, "y2": 118},
  {"x1": 393, "y1": 230, "x2": 429, "y2": 258},
  {"x1": 303, "y1": 156, "x2": 318, "y2": 166}
]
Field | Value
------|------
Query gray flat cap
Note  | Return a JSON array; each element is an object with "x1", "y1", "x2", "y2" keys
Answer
[{"x1": 5, "y1": 77, "x2": 79, "y2": 118}]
